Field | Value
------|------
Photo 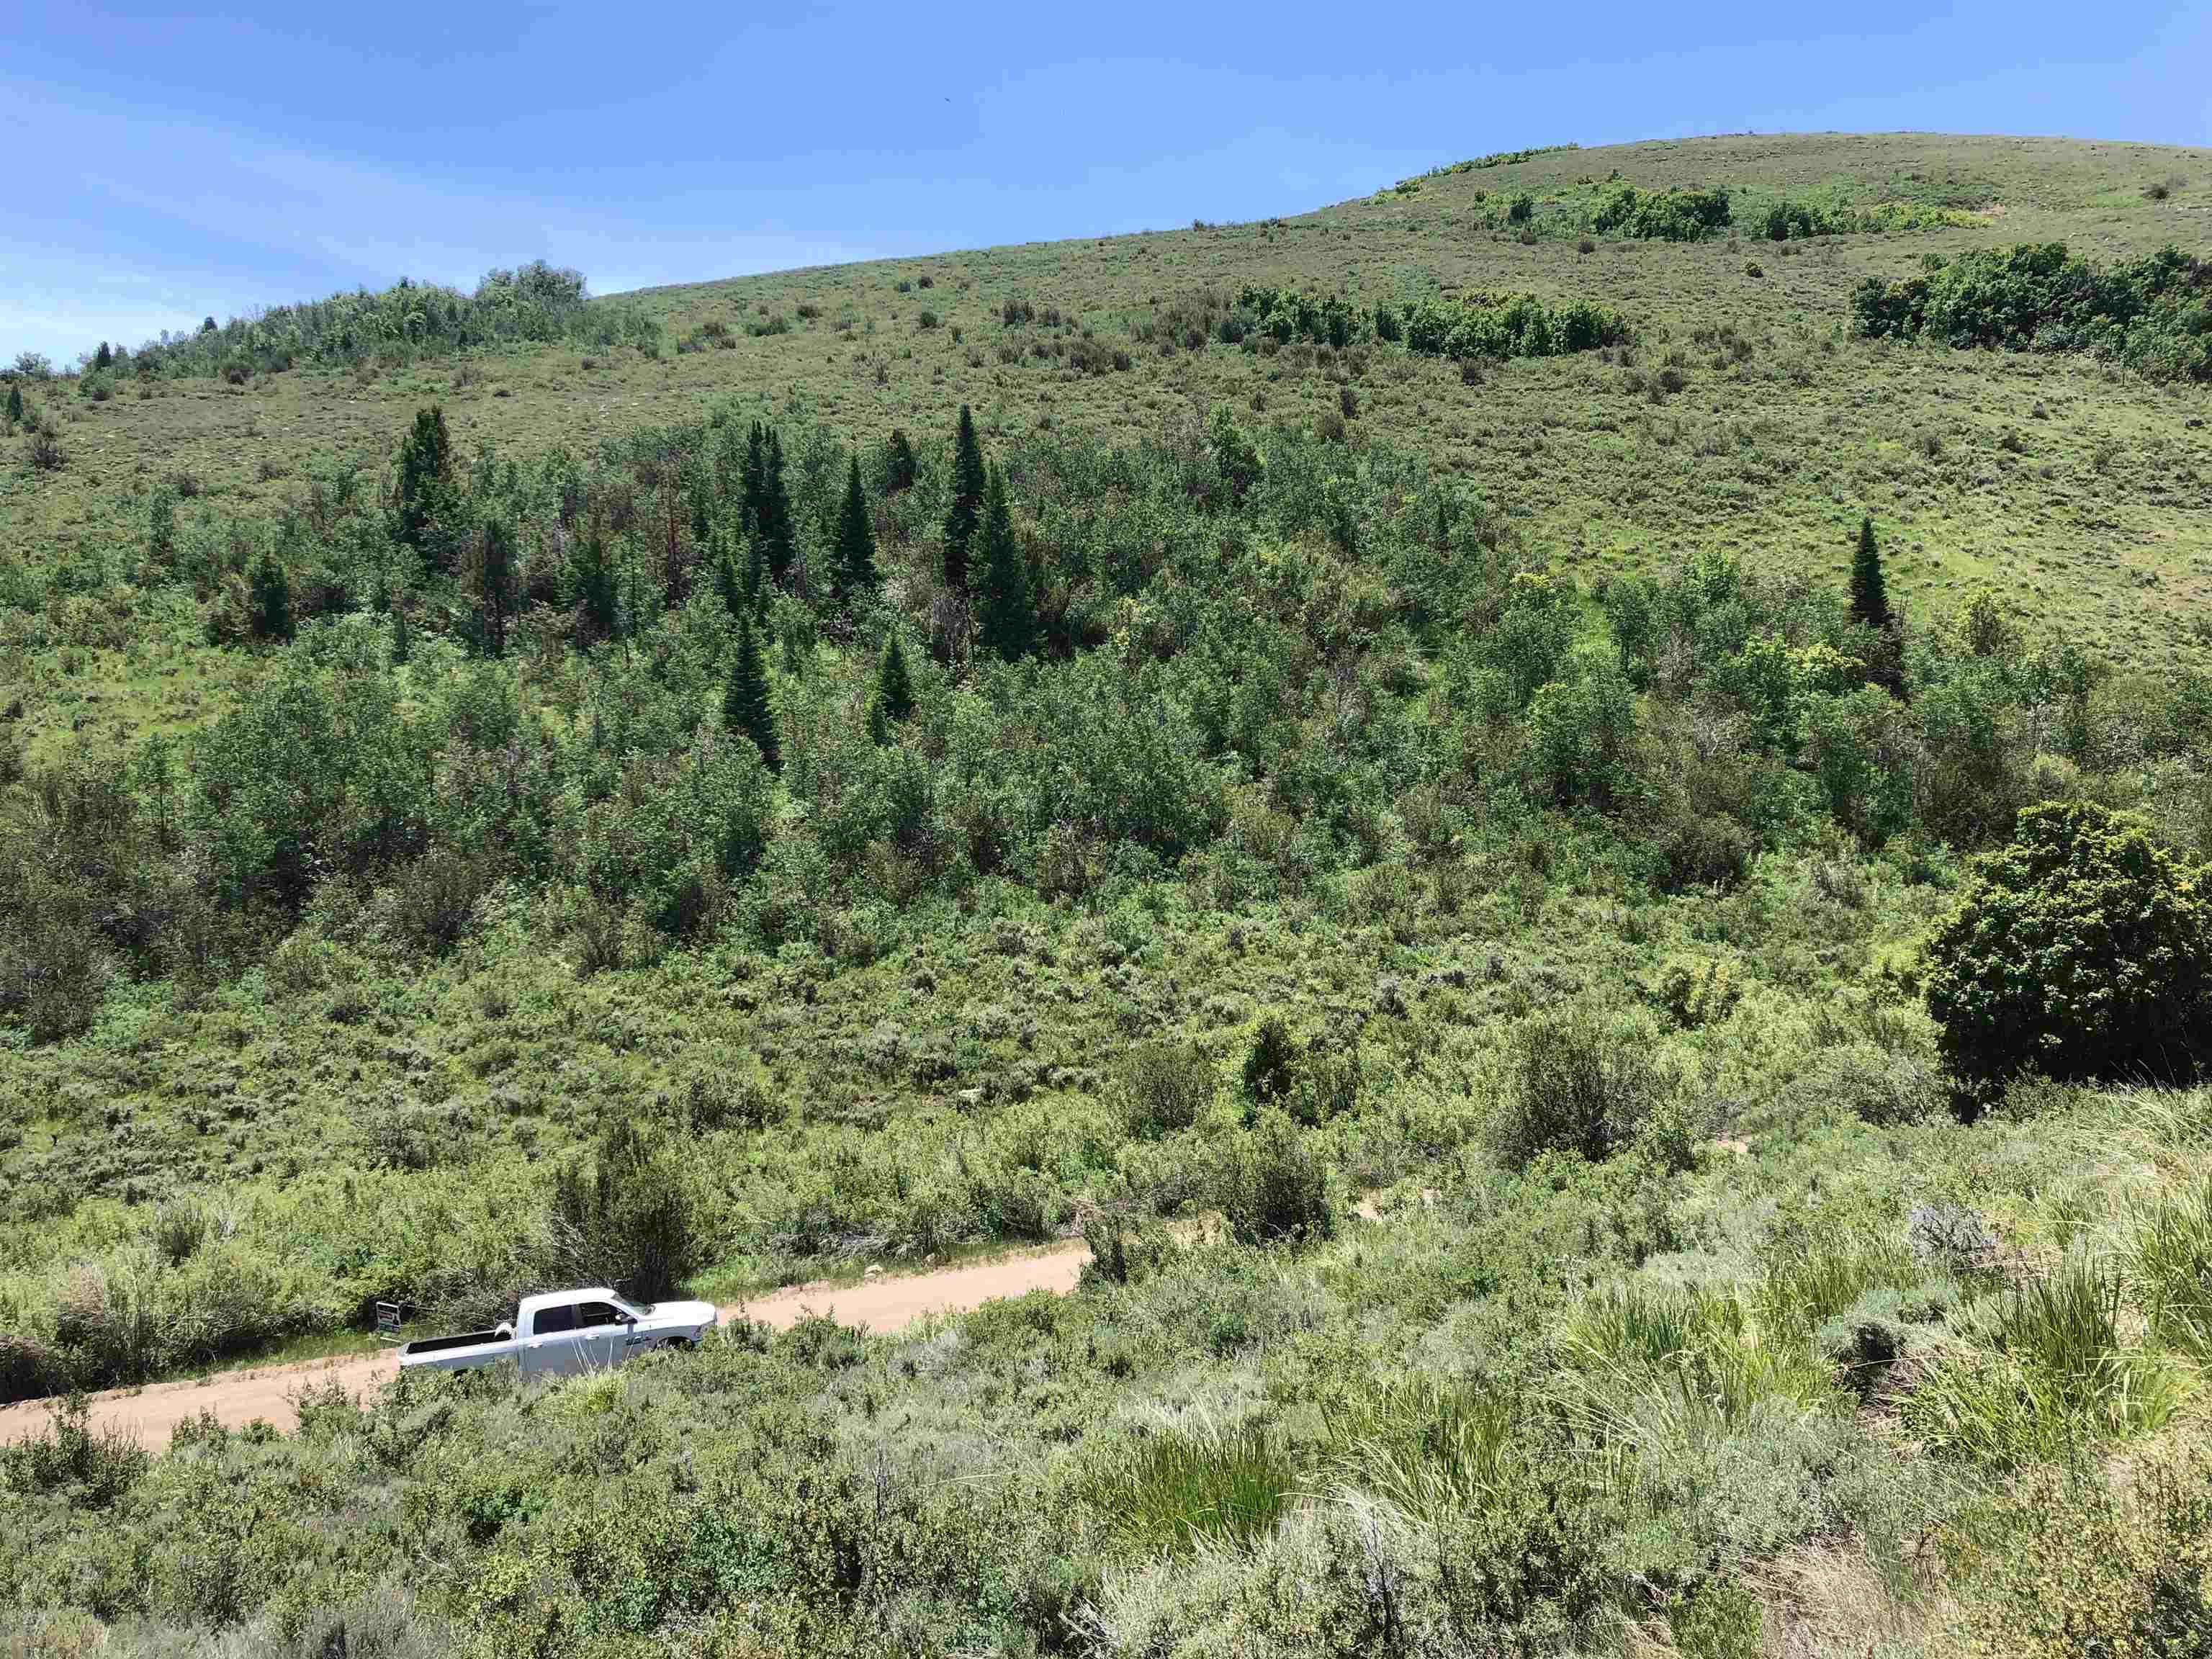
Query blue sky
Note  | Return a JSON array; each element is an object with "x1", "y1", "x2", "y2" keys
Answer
[{"x1": 4, "y1": 1, "x2": 2207, "y2": 364}]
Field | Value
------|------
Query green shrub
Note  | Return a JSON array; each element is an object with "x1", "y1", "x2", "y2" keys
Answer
[
  {"x1": 1852, "y1": 241, "x2": 2211, "y2": 383},
  {"x1": 1789, "y1": 1041, "x2": 1942, "y2": 1126},
  {"x1": 1220, "y1": 1110, "x2": 1334, "y2": 1246},
  {"x1": 1119, "y1": 1040, "x2": 1215, "y2": 1136},
  {"x1": 1241, "y1": 1014, "x2": 1298, "y2": 1105},
  {"x1": 1923, "y1": 801, "x2": 2212, "y2": 1092},
  {"x1": 0, "y1": 1394, "x2": 149, "y2": 1508},
  {"x1": 1650, "y1": 954, "x2": 1740, "y2": 1028},
  {"x1": 1670, "y1": 1578, "x2": 1765, "y2": 1659},
  {"x1": 551, "y1": 1115, "x2": 699, "y2": 1300},
  {"x1": 1485, "y1": 1007, "x2": 1668, "y2": 1168},
  {"x1": 1956, "y1": 1454, "x2": 2212, "y2": 1659}
]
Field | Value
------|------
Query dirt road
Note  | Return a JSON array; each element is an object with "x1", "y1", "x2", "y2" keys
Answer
[{"x1": 0, "y1": 1241, "x2": 1090, "y2": 1452}]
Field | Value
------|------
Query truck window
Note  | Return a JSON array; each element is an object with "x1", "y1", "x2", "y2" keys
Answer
[
  {"x1": 533, "y1": 1303, "x2": 577, "y2": 1336},
  {"x1": 576, "y1": 1301, "x2": 621, "y2": 1328}
]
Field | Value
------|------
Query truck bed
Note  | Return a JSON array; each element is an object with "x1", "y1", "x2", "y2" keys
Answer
[{"x1": 398, "y1": 1328, "x2": 506, "y2": 1357}]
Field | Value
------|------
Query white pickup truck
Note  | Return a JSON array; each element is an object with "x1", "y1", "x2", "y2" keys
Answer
[{"x1": 397, "y1": 1287, "x2": 717, "y2": 1377}]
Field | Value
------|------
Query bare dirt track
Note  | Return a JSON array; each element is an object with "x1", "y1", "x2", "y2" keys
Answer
[{"x1": 0, "y1": 1241, "x2": 1090, "y2": 1452}]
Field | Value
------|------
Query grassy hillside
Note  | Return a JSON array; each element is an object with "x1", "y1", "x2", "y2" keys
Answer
[
  {"x1": 7, "y1": 132, "x2": 2212, "y2": 770},
  {"x1": 5, "y1": 131, "x2": 2212, "y2": 1656}
]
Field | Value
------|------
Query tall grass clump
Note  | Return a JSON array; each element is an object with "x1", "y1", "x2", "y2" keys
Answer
[
  {"x1": 2130, "y1": 1173, "x2": 2212, "y2": 1362},
  {"x1": 1320, "y1": 1376, "x2": 1518, "y2": 1527},
  {"x1": 1906, "y1": 1254, "x2": 2187, "y2": 1465},
  {"x1": 1076, "y1": 1422, "x2": 1300, "y2": 1555}
]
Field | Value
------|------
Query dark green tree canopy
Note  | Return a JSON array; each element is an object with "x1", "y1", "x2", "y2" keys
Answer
[
  {"x1": 943, "y1": 404, "x2": 986, "y2": 590},
  {"x1": 570, "y1": 529, "x2": 619, "y2": 643},
  {"x1": 760, "y1": 431, "x2": 794, "y2": 585},
  {"x1": 830, "y1": 456, "x2": 878, "y2": 608},
  {"x1": 469, "y1": 516, "x2": 518, "y2": 657},
  {"x1": 249, "y1": 549, "x2": 293, "y2": 644},
  {"x1": 1924, "y1": 801, "x2": 2212, "y2": 1092},
  {"x1": 974, "y1": 464, "x2": 1033, "y2": 660},
  {"x1": 1851, "y1": 516, "x2": 1891, "y2": 632},
  {"x1": 393, "y1": 405, "x2": 457, "y2": 564},
  {"x1": 723, "y1": 613, "x2": 779, "y2": 772},
  {"x1": 884, "y1": 428, "x2": 917, "y2": 493},
  {"x1": 868, "y1": 629, "x2": 914, "y2": 742}
]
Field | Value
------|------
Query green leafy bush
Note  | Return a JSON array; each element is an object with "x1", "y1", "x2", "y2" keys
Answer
[
  {"x1": 1486, "y1": 1007, "x2": 1668, "y2": 1167},
  {"x1": 550, "y1": 1115, "x2": 699, "y2": 1301},
  {"x1": 1852, "y1": 242, "x2": 2211, "y2": 382},
  {"x1": 1956, "y1": 1454, "x2": 2212, "y2": 1659},
  {"x1": 1120, "y1": 1039, "x2": 1215, "y2": 1136},
  {"x1": 1220, "y1": 1110, "x2": 1334, "y2": 1246},
  {"x1": 1593, "y1": 183, "x2": 1732, "y2": 240},
  {"x1": 1923, "y1": 801, "x2": 2212, "y2": 1090}
]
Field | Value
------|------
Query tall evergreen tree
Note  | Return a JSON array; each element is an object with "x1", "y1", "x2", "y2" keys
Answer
[
  {"x1": 868, "y1": 629, "x2": 914, "y2": 743},
  {"x1": 711, "y1": 529, "x2": 743, "y2": 616},
  {"x1": 760, "y1": 431, "x2": 794, "y2": 585},
  {"x1": 469, "y1": 515, "x2": 518, "y2": 656},
  {"x1": 390, "y1": 603, "x2": 412, "y2": 665},
  {"x1": 974, "y1": 465, "x2": 1033, "y2": 660},
  {"x1": 4, "y1": 383, "x2": 22, "y2": 428},
  {"x1": 393, "y1": 405, "x2": 457, "y2": 565},
  {"x1": 884, "y1": 428, "x2": 918, "y2": 493},
  {"x1": 1849, "y1": 516, "x2": 1891, "y2": 632},
  {"x1": 572, "y1": 529, "x2": 620, "y2": 642},
  {"x1": 93, "y1": 341, "x2": 113, "y2": 371},
  {"x1": 943, "y1": 404, "x2": 986, "y2": 590},
  {"x1": 249, "y1": 548, "x2": 292, "y2": 643},
  {"x1": 723, "y1": 613, "x2": 779, "y2": 770},
  {"x1": 744, "y1": 534, "x2": 765, "y2": 616},
  {"x1": 740, "y1": 422, "x2": 768, "y2": 535},
  {"x1": 831, "y1": 456, "x2": 878, "y2": 606}
]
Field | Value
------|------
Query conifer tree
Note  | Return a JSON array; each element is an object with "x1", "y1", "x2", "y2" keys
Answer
[
  {"x1": 974, "y1": 464, "x2": 1033, "y2": 660},
  {"x1": 831, "y1": 456, "x2": 878, "y2": 606},
  {"x1": 4, "y1": 382, "x2": 22, "y2": 428},
  {"x1": 723, "y1": 612, "x2": 778, "y2": 770},
  {"x1": 943, "y1": 404, "x2": 986, "y2": 590},
  {"x1": 572, "y1": 529, "x2": 620, "y2": 642},
  {"x1": 740, "y1": 422, "x2": 768, "y2": 534},
  {"x1": 712, "y1": 529, "x2": 743, "y2": 616},
  {"x1": 745, "y1": 534, "x2": 765, "y2": 616},
  {"x1": 393, "y1": 405, "x2": 457, "y2": 565},
  {"x1": 868, "y1": 629, "x2": 914, "y2": 742},
  {"x1": 760, "y1": 431, "x2": 794, "y2": 585},
  {"x1": 1849, "y1": 516, "x2": 1891, "y2": 632},
  {"x1": 390, "y1": 603, "x2": 412, "y2": 665},
  {"x1": 93, "y1": 341, "x2": 113, "y2": 371},
  {"x1": 249, "y1": 548, "x2": 292, "y2": 642},
  {"x1": 469, "y1": 515, "x2": 518, "y2": 656},
  {"x1": 885, "y1": 428, "x2": 918, "y2": 493}
]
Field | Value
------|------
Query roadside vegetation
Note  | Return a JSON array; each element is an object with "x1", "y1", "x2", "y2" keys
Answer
[{"x1": 4, "y1": 130, "x2": 2212, "y2": 1657}]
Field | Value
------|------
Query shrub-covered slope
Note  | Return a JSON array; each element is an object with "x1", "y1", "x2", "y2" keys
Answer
[{"x1": 4, "y1": 130, "x2": 2212, "y2": 1658}]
